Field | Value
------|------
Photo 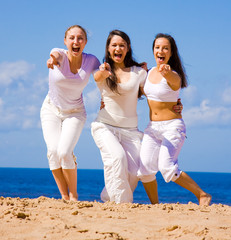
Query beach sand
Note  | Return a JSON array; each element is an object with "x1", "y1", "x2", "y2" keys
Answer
[{"x1": 0, "y1": 196, "x2": 230, "y2": 240}]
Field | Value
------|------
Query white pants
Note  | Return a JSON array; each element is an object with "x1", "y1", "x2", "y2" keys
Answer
[
  {"x1": 138, "y1": 119, "x2": 186, "y2": 183},
  {"x1": 91, "y1": 121, "x2": 143, "y2": 203},
  {"x1": 40, "y1": 96, "x2": 86, "y2": 170}
]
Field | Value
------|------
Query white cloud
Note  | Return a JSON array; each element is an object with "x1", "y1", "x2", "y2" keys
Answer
[
  {"x1": 184, "y1": 99, "x2": 231, "y2": 127},
  {"x1": 84, "y1": 87, "x2": 100, "y2": 110},
  {"x1": 22, "y1": 119, "x2": 34, "y2": 129},
  {"x1": 0, "y1": 60, "x2": 47, "y2": 131},
  {"x1": 0, "y1": 61, "x2": 35, "y2": 86},
  {"x1": 181, "y1": 85, "x2": 199, "y2": 105},
  {"x1": 24, "y1": 105, "x2": 39, "y2": 116},
  {"x1": 0, "y1": 98, "x2": 3, "y2": 108},
  {"x1": 85, "y1": 112, "x2": 98, "y2": 129},
  {"x1": 222, "y1": 86, "x2": 231, "y2": 104}
]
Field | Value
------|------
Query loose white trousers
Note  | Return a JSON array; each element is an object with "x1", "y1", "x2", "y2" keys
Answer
[
  {"x1": 139, "y1": 119, "x2": 186, "y2": 183},
  {"x1": 91, "y1": 121, "x2": 143, "y2": 203}
]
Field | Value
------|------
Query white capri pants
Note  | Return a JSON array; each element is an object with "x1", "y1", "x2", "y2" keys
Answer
[
  {"x1": 40, "y1": 96, "x2": 86, "y2": 170},
  {"x1": 91, "y1": 121, "x2": 143, "y2": 203},
  {"x1": 138, "y1": 119, "x2": 186, "y2": 183}
]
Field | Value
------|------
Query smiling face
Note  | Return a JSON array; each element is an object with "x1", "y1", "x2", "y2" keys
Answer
[
  {"x1": 153, "y1": 37, "x2": 172, "y2": 66},
  {"x1": 108, "y1": 35, "x2": 129, "y2": 67},
  {"x1": 64, "y1": 27, "x2": 87, "y2": 58}
]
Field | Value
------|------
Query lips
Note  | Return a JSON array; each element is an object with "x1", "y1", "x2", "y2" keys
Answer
[
  {"x1": 158, "y1": 56, "x2": 165, "y2": 61},
  {"x1": 114, "y1": 53, "x2": 122, "y2": 58},
  {"x1": 72, "y1": 46, "x2": 80, "y2": 53}
]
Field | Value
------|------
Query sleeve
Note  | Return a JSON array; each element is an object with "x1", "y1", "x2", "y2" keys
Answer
[
  {"x1": 139, "y1": 68, "x2": 147, "y2": 87},
  {"x1": 50, "y1": 48, "x2": 66, "y2": 65},
  {"x1": 90, "y1": 54, "x2": 101, "y2": 74}
]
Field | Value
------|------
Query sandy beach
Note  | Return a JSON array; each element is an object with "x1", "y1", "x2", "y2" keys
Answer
[{"x1": 0, "y1": 196, "x2": 230, "y2": 240}]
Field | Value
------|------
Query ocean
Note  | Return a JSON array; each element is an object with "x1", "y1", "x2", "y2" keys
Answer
[{"x1": 0, "y1": 168, "x2": 230, "y2": 206}]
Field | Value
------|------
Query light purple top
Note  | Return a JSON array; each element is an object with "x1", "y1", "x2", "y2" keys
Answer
[{"x1": 48, "y1": 48, "x2": 100, "y2": 110}]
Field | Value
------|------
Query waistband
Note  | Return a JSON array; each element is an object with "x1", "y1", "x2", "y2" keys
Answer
[
  {"x1": 45, "y1": 95, "x2": 85, "y2": 114},
  {"x1": 149, "y1": 118, "x2": 185, "y2": 126}
]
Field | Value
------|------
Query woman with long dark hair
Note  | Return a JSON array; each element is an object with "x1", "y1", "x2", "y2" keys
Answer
[
  {"x1": 91, "y1": 30, "x2": 147, "y2": 203},
  {"x1": 138, "y1": 33, "x2": 211, "y2": 205}
]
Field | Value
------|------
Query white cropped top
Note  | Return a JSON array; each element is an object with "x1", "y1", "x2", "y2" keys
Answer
[{"x1": 144, "y1": 67, "x2": 180, "y2": 102}]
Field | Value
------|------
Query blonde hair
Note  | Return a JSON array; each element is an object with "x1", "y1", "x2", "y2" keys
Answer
[{"x1": 64, "y1": 25, "x2": 87, "y2": 40}]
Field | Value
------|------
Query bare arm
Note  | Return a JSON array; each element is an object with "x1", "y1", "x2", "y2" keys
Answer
[{"x1": 159, "y1": 64, "x2": 181, "y2": 90}]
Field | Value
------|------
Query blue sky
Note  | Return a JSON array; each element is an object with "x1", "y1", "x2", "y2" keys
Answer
[{"x1": 0, "y1": 0, "x2": 231, "y2": 173}]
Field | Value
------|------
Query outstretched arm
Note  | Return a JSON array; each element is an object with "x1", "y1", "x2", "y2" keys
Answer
[
  {"x1": 47, "y1": 51, "x2": 62, "y2": 69},
  {"x1": 94, "y1": 62, "x2": 112, "y2": 82},
  {"x1": 159, "y1": 64, "x2": 181, "y2": 90}
]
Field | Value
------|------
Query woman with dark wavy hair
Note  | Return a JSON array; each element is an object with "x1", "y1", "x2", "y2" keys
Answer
[
  {"x1": 138, "y1": 33, "x2": 211, "y2": 205},
  {"x1": 91, "y1": 30, "x2": 147, "y2": 203}
]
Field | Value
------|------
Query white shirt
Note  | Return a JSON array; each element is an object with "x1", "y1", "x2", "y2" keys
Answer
[
  {"x1": 95, "y1": 66, "x2": 147, "y2": 128},
  {"x1": 48, "y1": 48, "x2": 100, "y2": 110}
]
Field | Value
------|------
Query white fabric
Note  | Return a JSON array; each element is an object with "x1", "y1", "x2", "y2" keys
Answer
[
  {"x1": 138, "y1": 119, "x2": 186, "y2": 183},
  {"x1": 48, "y1": 48, "x2": 100, "y2": 110},
  {"x1": 95, "y1": 66, "x2": 147, "y2": 128},
  {"x1": 144, "y1": 67, "x2": 180, "y2": 102},
  {"x1": 40, "y1": 96, "x2": 86, "y2": 170},
  {"x1": 91, "y1": 121, "x2": 143, "y2": 203}
]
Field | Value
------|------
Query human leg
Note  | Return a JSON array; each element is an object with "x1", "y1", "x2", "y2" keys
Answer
[
  {"x1": 159, "y1": 119, "x2": 211, "y2": 205},
  {"x1": 142, "y1": 180, "x2": 159, "y2": 204},
  {"x1": 63, "y1": 168, "x2": 78, "y2": 201},
  {"x1": 174, "y1": 171, "x2": 211, "y2": 206},
  {"x1": 138, "y1": 123, "x2": 161, "y2": 204},
  {"x1": 52, "y1": 168, "x2": 69, "y2": 200},
  {"x1": 120, "y1": 128, "x2": 143, "y2": 193},
  {"x1": 158, "y1": 119, "x2": 186, "y2": 183},
  {"x1": 40, "y1": 97, "x2": 69, "y2": 199},
  {"x1": 91, "y1": 122, "x2": 133, "y2": 203},
  {"x1": 58, "y1": 114, "x2": 85, "y2": 201}
]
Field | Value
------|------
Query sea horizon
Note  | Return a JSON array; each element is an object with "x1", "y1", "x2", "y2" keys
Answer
[{"x1": 0, "y1": 168, "x2": 230, "y2": 206}]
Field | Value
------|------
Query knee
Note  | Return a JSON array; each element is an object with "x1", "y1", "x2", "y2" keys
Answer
[
  {"x1": 105, "y1": 150, "x2": 127, "y2": 168},
  {"x1": 159, "y1": 165, "x2": 181, "y2": 183},
  {"x1": 47, "y1": 148, "x2": 60, "y2": 170},
  {"x1": 57, "y1": 150, "x2": 76, "y2": 169}
]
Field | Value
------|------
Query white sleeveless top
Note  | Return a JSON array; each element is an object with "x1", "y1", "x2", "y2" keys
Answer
[{"x1": 144, "y1": 67, "x2": 180, "y2": 102}]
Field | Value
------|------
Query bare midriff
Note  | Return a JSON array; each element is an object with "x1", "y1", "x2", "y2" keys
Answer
[{"x1": 147, "y1": 99, "x2": 182, "y2": 121}]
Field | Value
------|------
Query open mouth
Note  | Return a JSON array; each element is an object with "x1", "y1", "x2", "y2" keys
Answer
[
  {"x1": 114, "y1": 53, "x2": 122, "y2": 59},
  {"x1": 73, "y1": 46, "x2": 80, "y2": 53},
  {"x1": 158, "y1": 56, "x2": 165, "y2": 61}
]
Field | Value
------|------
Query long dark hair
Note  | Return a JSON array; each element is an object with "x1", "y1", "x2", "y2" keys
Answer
[
  {"x1": 104, "y1": 30, "x2": 142, "y2": 94},
  {"x1": 152, "y1": 33, "x2": 188, "y2": 88}
]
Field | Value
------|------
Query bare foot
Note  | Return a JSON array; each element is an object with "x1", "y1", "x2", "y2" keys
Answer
[
  {"x1": 69, "y1": 193, "x2": 78, "y2": 202},
  {"x1": 199, "y1": 193, "x2": 212, "y2": 206},
  {"x1": 70, "y1": 197, "x2": 78, "y2": 202},
  {"x1": 62, "y1": 195, "x2": 70, "y2": 201}
]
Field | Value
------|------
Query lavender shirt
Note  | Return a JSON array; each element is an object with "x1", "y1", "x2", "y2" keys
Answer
[{"x1": 48, "y1": 48, "x2": 100, "y2": 110}]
